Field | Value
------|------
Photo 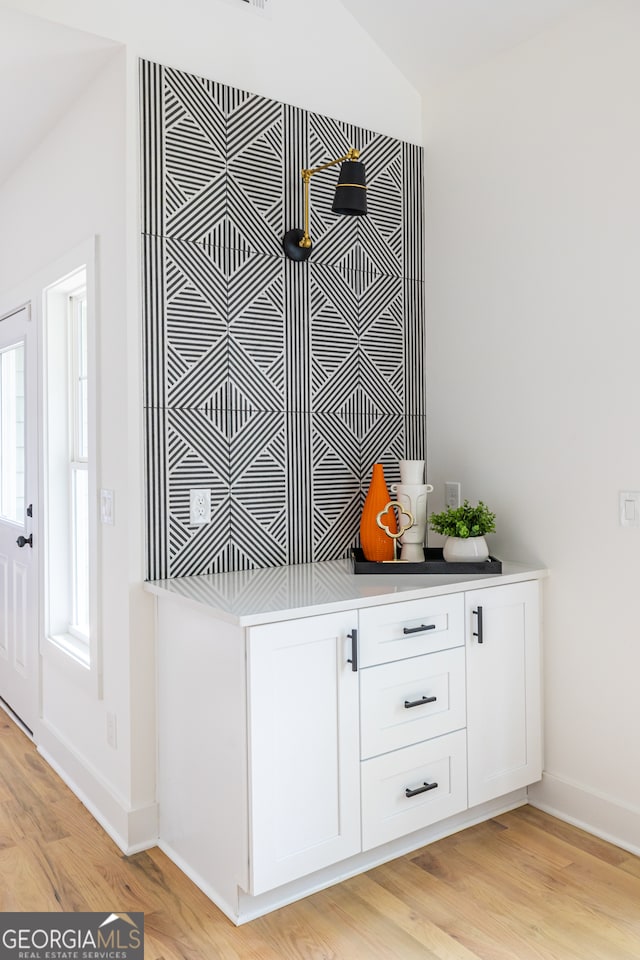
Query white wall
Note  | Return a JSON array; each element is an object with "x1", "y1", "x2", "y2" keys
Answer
[
  {"x1": 1, "y1": 0, "x2": 421, "y2": 143},
  {"x1": 424, "y1": 0, "x2": 640, "y2": 849},
  {"x1": 0, "y1": 50, "x2": 157, "y2": 849},
  {"x1": 0, "y1": 0, "x2": 421, "y2": 850}
]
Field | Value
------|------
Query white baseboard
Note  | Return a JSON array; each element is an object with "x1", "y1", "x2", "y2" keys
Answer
[
  {"x1": 164, "y1": 788, "x2": 528, "y2": 925},
  {"x1": 38, "y1": 720, "x2": 158, "y2": 854},
  {"x1": 528, "y1": 772, "x2": 640, "y2": 857}
]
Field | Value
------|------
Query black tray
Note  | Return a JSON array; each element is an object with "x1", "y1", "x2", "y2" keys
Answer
[{"x1": 351, "y1": 547, "x2": 502, "y2": 575}]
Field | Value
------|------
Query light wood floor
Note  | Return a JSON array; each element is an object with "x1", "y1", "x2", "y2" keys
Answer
[{"x1": 2, "y1": 715, "x2": 640, "y2": 960}]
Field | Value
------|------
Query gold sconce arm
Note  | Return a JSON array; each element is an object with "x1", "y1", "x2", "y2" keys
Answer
[
  {"x1": 299, "y1": 149, "x2": 360, "y2": 249},
  {"x1": 283, "y1": 148, "x2": 365, "y2": 261}
]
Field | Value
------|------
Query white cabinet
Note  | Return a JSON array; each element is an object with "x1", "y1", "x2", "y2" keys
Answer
[
  {"x1": 359, "y1": 592, "x2": 468, "y2": 850},
  {"x1": 151, "y1": 559, "x2": 545, "y2": 923},
  {"x1": 247, "y1": 613, "x2": 360, "y2": 894},
  {"x1": 466, "y1": 580, "x2": 542, "y2": 807}
]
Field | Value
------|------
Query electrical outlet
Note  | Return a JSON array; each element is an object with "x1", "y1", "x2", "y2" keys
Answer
[
  {"x1": 445, "y1": 481, "x2": 461, "y2": 509},
  {"x1": 190, "y1": 488, "x2": 211, "y2": 525},
  {"x1": 106, "y1": 712, "x2": 117, "y2": 749}
]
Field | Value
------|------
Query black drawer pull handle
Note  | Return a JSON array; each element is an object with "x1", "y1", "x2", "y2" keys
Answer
[
  {"x1": 403, "y1": 623, "x2": 436, "y2": 635},
  {"x1": 404, "y1": 695, "x2": 437, "y2": 709},
  {"x1": 405, "y1": 781, "x2": 438, "y2": 798},
  {"x1": 347, "y1": 629, "x2": 358, "y2": 672},
  {"x1": 473, "y1": 606, "x2": 484, "y2": 644}
]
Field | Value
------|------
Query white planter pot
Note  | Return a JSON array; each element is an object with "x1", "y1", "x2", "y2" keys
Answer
[{"x1": 443, "y1": 535, "x2": 489, "y2": 563}]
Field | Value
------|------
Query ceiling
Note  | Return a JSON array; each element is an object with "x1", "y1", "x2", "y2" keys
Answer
[
  {"x1": 0, "y1": 1, "x2": 597, "y2": 187},
  {"x1": 0, "y1": 6, "x2": 120, "y2": 186},
  {"x1": 339, "y1": 0, "x2": 597, "y2": 90}
]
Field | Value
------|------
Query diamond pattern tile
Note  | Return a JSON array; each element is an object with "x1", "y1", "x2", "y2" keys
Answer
[{"x1": 141, "y1": 59, "x2": 426, "y2": 578}]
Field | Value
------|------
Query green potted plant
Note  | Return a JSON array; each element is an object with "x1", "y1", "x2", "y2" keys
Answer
[{"x1": 429, "y1": 500, "x2": 496, "y2": 562}]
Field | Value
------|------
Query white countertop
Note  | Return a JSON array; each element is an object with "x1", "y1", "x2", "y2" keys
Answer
[{"x1": 145, "y1": 557, "x2": 548, "y2": 627}]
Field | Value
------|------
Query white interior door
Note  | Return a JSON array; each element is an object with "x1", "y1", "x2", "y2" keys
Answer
[{"x1": 0, "y1": 303, "x2": 38, "y2": 732}]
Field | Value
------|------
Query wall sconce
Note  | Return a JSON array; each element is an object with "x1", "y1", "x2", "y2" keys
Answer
[{"x1": 282, "y1": 148, "x2": 367, "y2": 261}]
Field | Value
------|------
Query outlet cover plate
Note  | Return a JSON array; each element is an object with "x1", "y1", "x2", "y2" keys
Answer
[{"x1": 190, "y1": 488, "x2": 211, "y2": 525}]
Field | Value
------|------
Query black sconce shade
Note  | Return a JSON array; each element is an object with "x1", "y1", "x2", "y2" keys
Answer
[{"x1": 332, "y1": 160, "x2": 367, "y2": 216}]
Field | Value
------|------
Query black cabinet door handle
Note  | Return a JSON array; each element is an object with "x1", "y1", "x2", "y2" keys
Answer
[
  {"x1": 404, "y1": 695, "x2": 437, "y2": 709},
  {"x1": 473, "y1": 606, "x2": 483, "y2": 644},
  {"x1": 405, "y1": 781, "x2": 438, "y2": 798},
  {"x1": 16, "y1": 534, "x2": 33, "y2": 549},
  {"x1": 347, "y1": 629, "x2": 358, "y2": 672},
  {"x1": 403, "y1": 623, "x2": 436, "y2": 635}
]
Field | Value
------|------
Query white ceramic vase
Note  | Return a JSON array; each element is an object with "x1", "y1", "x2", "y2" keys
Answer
[
  {"x1": 399, "y1": 459, "x2": 425, "y2": 484},
  {"x1": 442, "y1": 535, "x2": 489, "y2": 563},
  {"x1": 391, "y1": 478, "x2": 434, "y2": 559},
  {"x1": 398, "y1": 543, "x2": 425, "y2": 562}
]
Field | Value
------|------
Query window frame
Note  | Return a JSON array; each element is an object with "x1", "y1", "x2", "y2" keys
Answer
[{"x1": 41, "y1": 240, "x2": 100, "y2": 696}]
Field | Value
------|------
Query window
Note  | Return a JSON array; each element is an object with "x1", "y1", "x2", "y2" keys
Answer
[
  {"x1": 69, "y1": 291, "x2": 89, "y2": 638},
  {"x1": 0, "y1": 341, "x2": 25, "y2": 524},
  {"x1": 44, "y1": 267, "x2": 95, "y2": 669}
]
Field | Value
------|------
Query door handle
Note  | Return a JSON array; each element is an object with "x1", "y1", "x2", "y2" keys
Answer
[
  {"x1": 404, "y1": 695, "x2": 437, "y2": 709},
  {"x1": 347, "y1": 628, "x2": 358, "y2": 672},
  {"x1": 16, "y1": 534, "x2": 33, "y2": 548},
  {"x1": 473, "y1": 606, "x2": 483, "y2": 643},
  {"x1": 405, "y1": 781, "x2": 438, "y2": 798}
]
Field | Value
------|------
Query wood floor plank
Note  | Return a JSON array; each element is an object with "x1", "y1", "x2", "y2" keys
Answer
[
  {"x1": 325, "y1": 870, "x2": 481, "y2": 960},
  {"x1": 487, "y1": 815, "x2": 640, "y2": 944},
  {"x1": 437, "y1": 824, "x2": 640, "y2": 959},
  {"x1": 620, "y1": 855, "x2": 640, "y2": 880},
  {"x1": 1, "y1": 717, "x2": 640, "y2": 959},
  {"x1": 496, "y1": 804, "x2": 631, "y2": 867},
  {"x1": 309, "y1": 876, "x2": 445, "y2": 960},
  {"x1": 0, "y1": 841, "x2": 66, "y2": 912},
  {"x1": 373, "y1": 856, "x2": 553, "y2": 960}
]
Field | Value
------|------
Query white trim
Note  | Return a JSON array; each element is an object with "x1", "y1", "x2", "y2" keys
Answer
[
  {"x1": 528, "y1": 772, "x2": 640, "y2": 858},
  {"x1": 0, "y1": 302, "x2": 31, "y2": 324},
  {"x1": 38, "y1": 718, "x2": 158, "y2": 854},
  {"x1": 161, "y1": 790, "x2": 528, "y2": 926},
  {"x1": 41, "y1": 239, "x2": 102, "y2": 699},
  {"x1": 0, "y1": 695, "x2": 34, "y2": 738},
  {"x1": 47, "y1": 632, "x2": 90, "y2": 669}
]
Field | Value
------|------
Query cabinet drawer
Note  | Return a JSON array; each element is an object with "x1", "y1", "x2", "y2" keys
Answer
[
  {"x1": 361, "y1": 730, "x2": 467, "y2": 851},
  {"x1": 358, "y1": 594, "x2": 464, "y2": 668},
  {"x1": 360, "y1": 647, "x2": 465, "y2": 759}
]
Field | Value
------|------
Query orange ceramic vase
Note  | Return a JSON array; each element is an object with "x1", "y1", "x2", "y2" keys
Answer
[{"x1": 360, "y1": 463, "x2": 397, "y2": 561}]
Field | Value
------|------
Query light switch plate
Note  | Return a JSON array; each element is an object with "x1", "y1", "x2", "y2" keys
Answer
[
  {"x1": 619, "y1": 490, "x2": 640, "y2": 527},
  {"x1": 445, "y1": 482, "x2": 461, "y2": 509},
  {"x1": 100, "y1": 488, "x2": 114, "y2": 525}
]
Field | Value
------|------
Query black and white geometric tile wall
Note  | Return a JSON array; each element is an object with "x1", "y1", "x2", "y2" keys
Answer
[{"x1": 140, "y1": 59, "x2": 426, "y2": 579}]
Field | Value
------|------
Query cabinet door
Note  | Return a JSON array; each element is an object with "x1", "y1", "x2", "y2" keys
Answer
[
  {"x1": 466, "y1": 580, "x2": 542, "y2": 807},
  {"x1": 248, "y1": 612, "x2": 360, "y2": 894}
]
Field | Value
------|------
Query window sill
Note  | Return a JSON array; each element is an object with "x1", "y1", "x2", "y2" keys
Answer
[{"x1": 45, "y1": 632, "x2": 90, "y2": 670}]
